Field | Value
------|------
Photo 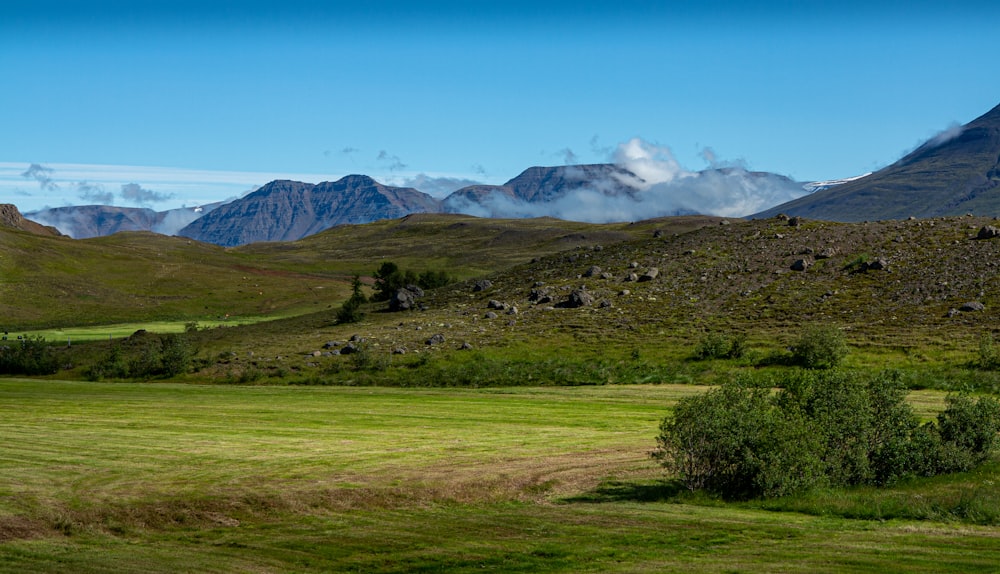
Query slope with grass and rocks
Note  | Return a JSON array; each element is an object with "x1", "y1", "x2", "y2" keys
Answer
[{"x1": 68, "y1": 213, "x2": 1000, "y2": 386}]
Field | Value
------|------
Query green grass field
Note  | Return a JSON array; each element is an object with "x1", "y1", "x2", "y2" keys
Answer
[{"x1": 2, "y1": 379, "x2": 999, "y2": 572}]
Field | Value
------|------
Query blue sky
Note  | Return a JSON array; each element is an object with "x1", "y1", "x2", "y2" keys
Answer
[{"x1": 3, "y1": 1, "x2": 999, "y2": 213}]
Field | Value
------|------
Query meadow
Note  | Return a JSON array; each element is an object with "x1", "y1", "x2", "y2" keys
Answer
[{"x1": 2, "y1": 379, "x2": 1000, "y2": 572}]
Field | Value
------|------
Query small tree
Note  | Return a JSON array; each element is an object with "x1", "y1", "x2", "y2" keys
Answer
[{"x1": 336, "y1": 275, "x2": 367, "y2": 324}]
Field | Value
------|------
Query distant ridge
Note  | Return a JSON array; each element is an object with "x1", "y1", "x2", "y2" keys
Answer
[
  {"x1": 756, "y1": 102, "x2": 1000, "y2": 221},
  {"x1": 25, "y1": 204, "x2": 222, "y2": 239},
  {"x1": 178, "y1": 176, "x2": 441, "y2": 246}
]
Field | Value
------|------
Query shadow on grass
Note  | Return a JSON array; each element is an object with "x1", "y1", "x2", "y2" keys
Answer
[{"x1": 563, "y1": 479, "x2": 687, "y2": 503}]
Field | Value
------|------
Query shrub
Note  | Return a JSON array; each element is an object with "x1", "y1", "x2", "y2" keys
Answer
[
  {"x1": 653, "y1": 376, "x2": 825, "y2": 499},
  {"x1": 976, "y1": 334, "x2": 1000, "y2": 370},
  {"x1": 654, "y1": 370, "x2": 1000, "y2": 500},
  {"x1": 371, "y1": 262, "x2": 453, "y2": 301},
  {"x1": 790, "y1": 325, "x2": 847, "y2": 369},
  {"x1": 693, "y1": 333, "x2": 747, "y2": 360},
  {"x1": 85, "y1": 333, "x2": 193, "y2": 380},
  {"x1": 0, "y1": 335, "x2": 60, "y2": 375}
]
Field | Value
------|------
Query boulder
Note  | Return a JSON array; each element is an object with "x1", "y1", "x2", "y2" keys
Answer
[
  {"x1": 472, "y1": 279, "x2": 493, "y2": 292},
  {"x1": 790, "y1": 259, "x2": 810, "y2": 272},
  {"x1": 960, "y1": 301, "x2": 986, "y2": 312},
  {"x1": 426, "y1": 333, "x2": 446, "y2": 345},
  {"x1": 583, "y1": 265, "x2": 602, "y2": 278},
  {"x1": 977, "y1": 226, "x2": 1000, "y2": 240},
  {"x1": 638, "y1": 268, "x2": 659, "y2": 282},
  {"x1": 562, "y1": 289, "x2": 595, "y2": 308},
  {"x1": 389, "y1": 287, "x2": 422, "y2": 311}
]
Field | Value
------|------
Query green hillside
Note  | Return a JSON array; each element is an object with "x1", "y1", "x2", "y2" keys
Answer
[{"x1": 0, "y1": 213, "x2": 718, "y2": 331}]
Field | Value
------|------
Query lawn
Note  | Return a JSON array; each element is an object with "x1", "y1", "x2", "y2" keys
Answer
[{"x1": 1, "y1": 379, "x2": 999, "y2": 572}]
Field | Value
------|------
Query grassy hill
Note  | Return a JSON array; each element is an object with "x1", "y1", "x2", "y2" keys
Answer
[{"x1": 1, "y1": 213, "x2": 718, "y2": 331}]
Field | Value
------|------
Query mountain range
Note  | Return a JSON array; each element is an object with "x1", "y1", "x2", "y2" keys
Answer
[{"x1": 19, "y1": 101, "x2": 1000, "y2": 244}]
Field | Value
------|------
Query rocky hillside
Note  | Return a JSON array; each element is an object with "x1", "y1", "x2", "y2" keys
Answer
[
  {"x1": 0, "y1": 204, "x2": 62, "y2": 236},
  {"x1": 178, "y1": 176, "x2": 441, "y2": 246},
  {"x1": 400, "y1": 214, "x2": 1000, "y2": 353},
  {"x1": 757, "y1": 102, "x2": 1000, "y2": 221}
]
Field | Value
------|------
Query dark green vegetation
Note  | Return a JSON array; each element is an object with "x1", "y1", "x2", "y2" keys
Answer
[
  {"x1": 370, "y1": 261, "x2": 453, "y2": 301},
  {"x1": 654, "y1": 370, "x2": 1000, "y2": 499},
  {"x1": 0, "y1": 336, "x2": 58, "y2": 376},
  {"x1": 3, "y1": 379, "x2": 1000, "y2": 573}
]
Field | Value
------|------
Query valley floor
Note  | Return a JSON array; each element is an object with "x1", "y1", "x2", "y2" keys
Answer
[{"x1": 1, "y1": 380, "x2": 999, "y2": 572}]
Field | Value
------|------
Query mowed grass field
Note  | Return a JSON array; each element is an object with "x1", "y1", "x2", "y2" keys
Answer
[{"x1": 3, "y1": 380, "x2": 1000, "y2": 572}]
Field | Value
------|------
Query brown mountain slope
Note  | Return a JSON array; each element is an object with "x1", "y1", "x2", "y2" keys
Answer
[
  {"x1": 0, "y1": 204, "x2": 62, "y2": 236},
  {"x1": 756, "y1": 102, "x2": 1000, "y2": 221}
]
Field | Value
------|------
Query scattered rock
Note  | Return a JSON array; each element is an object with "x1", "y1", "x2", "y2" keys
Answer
[
  {"x1": 619, "y1": 289, "x2": 630, "y2": 296},
  {"x1": 484, "y1": 311, "x2": 498, "y2": 319},
  {"x1": 487, "y1": 299, "x2": 506, "y2": 310},
  {"x1": 392, "y1": 347, "x2": 407, "y2": 355},
  {"x1": 628, "y1": 262, "x2": 640, "y2": 269},
  {"x1": 472, "y1": 279, "x2": 493, "y2": 292},
  {"x1": 583, "y1": 265, "x2": 602, "y2": 278},
  {"x1": 653, "y1": 230, "x2": 664, "y2": 238},
  {"x1": 960, "y1": 301, "x2": 986, "y2": 312},
  {"x1": 349, "y1": 334, "x2": 366, "y2": 343},
  {"x1": 322, "y1": 341, "x2": 341, "y2": 349},
  {"x1": 624, "y1": 272, "x2": 639, "y2": 282},
  {"x1": 638, "y1": 268, "x2": 659, "y2": 282},
  {"x1": 426, "y1": 334, "x2": 446, "y2": 345},
  {"x1": 340, "y1": 343, "x2": 359, "y2": 355},
  {"x1": 599, "y1": 299, "x2": 613, "y2": 308},
  {"x1": 866, "y1": 257, "x2": 889, "y2": 271},
  {"x1": 459, "y1": 342, "x2": 473, "y2": 350},
  {"x1": 788, "y1": 217, "x2": 802, "y2": 227},
  {"x1": 507, "y1": 306, "x2": 519, "y2": 315},
  {"x1": 790, "y1": 259, "x2": 810, "y2": 272},
  {"x1": 600, "y1": 272, "x2": 614, "y2": 280},
  {"x1": 815, "y1": 248, "x2": 837, "y2": 259}
]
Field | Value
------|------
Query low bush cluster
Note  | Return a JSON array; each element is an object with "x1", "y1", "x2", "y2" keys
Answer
[
  {"x1": 371, "y1": 262, "x2": 453, "y2": 302},
  {"x1": 653, "y1": 370, "x2": 1000, "y2": 499},
  {"x1": 0, "y1": 335, "x2": 59, "y2": 375},
  {"x1": 85, "y1": 332, "x2": 193, "y2": 380}
]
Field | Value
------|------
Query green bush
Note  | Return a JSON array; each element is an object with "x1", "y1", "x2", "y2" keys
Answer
[
  {"x1": 694, "y1": 333, "x2": 747, "y2": 360},
  {"x1": 85, "y1": 333, "x2": 194, "y2": 380},
  {"x1": 790, "y1": 325, "x2": 848, "y2": 369},
  {"x1": 654, "y1": 370, "x2": 1000, "y2": 500},
  {"x1": 0, "y1": 335, "x2": 60, "y2": 375},
  {"x1": 371, "y1": 262, "x2": 453, "y2": 302},
  {"x1": 976, "y1": 334, "x2": 1000, "y2": 370}
]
